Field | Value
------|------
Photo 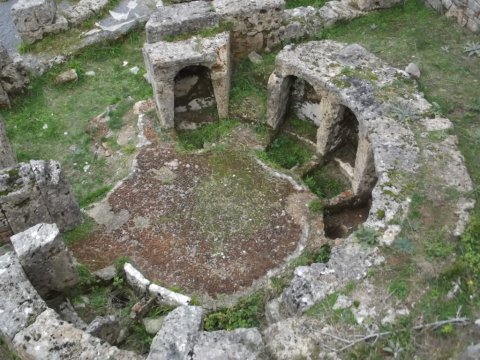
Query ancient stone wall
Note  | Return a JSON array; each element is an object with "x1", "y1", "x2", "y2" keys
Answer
[
  {"x1": 0, "y1": 160, "x2": 82, "y2": 242},
  {"x1": 426, "y1": 0, "x2": 480, "y2": 32},
  {"x1": 0, "y1": 248, "x2": 142, "y2": 360},
  {"x1": 0, "y1": 44, "x2": 29, "y2": 109},
  {"x1": 11, "y1": 0, "x2": 68, "y2": 45},
  {"x1": 0, "y1": 114, "x2": 16, "y2": 169},
  {"x1": 213, "y1": 0, "x2": 285, "y2": 57},
  {"x1": 10, "y1": 0, "x2": 110, "y2": 44}
]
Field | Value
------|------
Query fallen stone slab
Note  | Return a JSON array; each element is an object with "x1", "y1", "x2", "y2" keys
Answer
[
  {"x1": 125, "y1": 262, "x2": 151, "y2": 293},
  {"x1": 11, "y1": 0, "x2": 68, "y2": 44},
  {"x1": 146, "y1": 1, "x2": 219, "y2": 43},
  {"x1": 147, "y1": 305, "x2": 204, "y2": 360},
  {"x1": 149, "y1": 283, "x2": 191, "y2": 306},
  {"x1": 10, "y1": 223, "x2": 79, "y2": 297}
]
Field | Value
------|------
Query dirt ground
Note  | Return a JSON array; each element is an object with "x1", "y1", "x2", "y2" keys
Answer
[{"x1": 72, "y1": 136, "x2": 302, "y2": 295}]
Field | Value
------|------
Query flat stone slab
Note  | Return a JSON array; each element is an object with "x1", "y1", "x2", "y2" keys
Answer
[
  {"x1": 148, "y1": 305, "x2": 204, "y2": 360},
  {"x1": 0, "y1": 252, "x2": 47, "y2": 341},
  {"x1": 213, "y1": 0, "x2": 284, "y2": 17},
  {"x1": 146, "y1": 0, "x2": 218, "y2": 43}
]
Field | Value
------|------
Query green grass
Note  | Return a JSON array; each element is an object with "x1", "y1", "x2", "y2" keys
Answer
[
  {"x1": 263, "y1": 133, "x2": 314, "y2": 169},
  {"x1": 176, "y1": 119, "x2": 240, "y2": 150},
  {"x1": 304, "y1": 162, "x2": 349, "y2": 198},
  {"x1": 63, "y1": 217, "x2": 96, "y2": 246},
  {"x1": 203, "y1": 292, "x2": 265, "y2": 331},
  {"x1": 1, "y1": 31, "x2": 151, "y2": 207},
  {"x1": 229, "y1": 52, "x2": 277, "y2": 122},
  {"x1": 285, "y1": 0, "x2": 328, "y2": 8},
  {"x1": 308, "y1": 199, "x2": 324, "y2": 213},
  {"x1": 285, "y1": 117, "x2": 318, "y2": 139},
  {"x1": 306, "y1": 293, "x2": 357, "y2": 325},
  {"x1": 291, "y1": 244, "x2": 332, "y2": 267}
]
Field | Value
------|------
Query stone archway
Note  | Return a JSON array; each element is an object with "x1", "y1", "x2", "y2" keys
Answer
[
  {"x1": 267, "y1": 54, "x2": 377, "y2": 199},
  {"x1": 143, "y1": 32, "x2": 231, "y2": 129}
]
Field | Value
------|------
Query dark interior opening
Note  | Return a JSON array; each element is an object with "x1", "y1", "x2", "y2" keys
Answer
[
  {"x1": 330, "y1": 107, "x2": 359, "y2": 167},
  {"x1": 174, "y1": 65, "x2": 217, "y2": 127},
  {"x1": 323, "y1": 196, "x2": 372, "y2": 239},
  {"x1": 281, "y1": 76, "x2": 321, "y2": 142}
]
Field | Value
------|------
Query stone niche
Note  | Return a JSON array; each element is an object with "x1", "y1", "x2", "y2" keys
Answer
[
  {"x1": 0, "y1": 160, "x2": 82, "y2": 242},
  {"x1": 143, "y1": 32, "x2": 231, "y2": 129},
  {"x1": 267, "y1": 42, "x2": 379, "y2": 199}
]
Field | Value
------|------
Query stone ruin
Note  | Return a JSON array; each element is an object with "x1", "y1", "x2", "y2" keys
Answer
[
  {"x1": 426, "y1": 0, "x2": 480, "y2": 32},
  {"x1": 143, "y1": 32, "x2": 231, "y2": 129},
  {"x1": 10, "y1": 0, "x2": 112, "y2": 44},
  {"x1": 1, "y1": 121, "x2": 74, "y2": 239},
  {"x1": 0, "y1": 141, "x2": 82, "y2": 243},
  {"x1": 0, "y1": 0, "x2": 478, "y2": 358},
  {"x1": 0, "y1": 44, "x2": 28, "y2": 109}
]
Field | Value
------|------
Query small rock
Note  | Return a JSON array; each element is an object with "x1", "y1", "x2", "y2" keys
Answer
[
  {"x1": 149, "y1": 283, "x2": 191, "y2": 306},
  {"x1": 149, "y1": 166, "x2": 177, "y2": 184},
  {"x1": 85, "y1": 70, "x2": 96, "y2": 77},
  {"x1": 248, "y1": 51, "x2": 263, "y2": 64},
  {"x1": 129, "y1": 66, "x2": 140, "y2": 75},
  {"x1": 93, "y1": 265, "x2": 117, "y2": 281},
  {"x1": 459, "y1": 343, "x2": 480, "y2": 360},
  {"x1": 86, "y1": 315, "x2": 121, "y2": 344},
  {"x1": 333, "y1": 295, "x2": 352, "y2": 310},
  {"x1": 405, "y1": 63, "x2": 420, "y2": 79},
  {"x1": 143, "y1": 317, "x2": 165, "y2": 334},
  {"x1": 130, "y1": 297, "x2": 156, "y2": 320},
  {"x1": 55, "y1": 69, "x2": 78, "y2": 84},
  {"x1": 124, "y1": 263, "x2": 150, "y2": 293}
]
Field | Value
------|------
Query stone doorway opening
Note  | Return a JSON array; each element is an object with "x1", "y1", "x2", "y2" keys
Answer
[{"x1": 174, "y1": 65, "x2": 218, "y2": 128}]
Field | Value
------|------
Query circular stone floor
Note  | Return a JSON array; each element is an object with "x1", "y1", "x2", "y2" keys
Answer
[{"x1": 72, "y1": 141, "x2": 302, "y2": 295}]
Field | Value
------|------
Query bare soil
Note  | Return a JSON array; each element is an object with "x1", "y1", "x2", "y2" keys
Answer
[{"x1": 72, "y1": 140, "x2": 302, "y2": 296}]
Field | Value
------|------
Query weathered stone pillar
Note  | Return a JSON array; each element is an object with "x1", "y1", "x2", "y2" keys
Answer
[
  {"x1": 0, "y1": 161, "x2": 81, "y2": 237},
  {"x1": 352, "y1": 133, "x2": 377, "y2": 197},
  {"x1": 0, "y1": 115, "x2": 16, "y2": 168},
  {"x1": 316, "y1": 96, "x2": 345, "y2": 156},
  {"x1": 10, "y1": 223, "x2": 79, "y2": 297},
  {"x1": 266, "y1": 73, "x2": 292, "y2": 130},
  {"x1": 30, "y1": 160, "x2": 82, "y2": 231},
  {"x1": 0, "y1": 163, "x2": 53, "y2": 234},
  {"x1": 211, "y1": 37, "x2": 231, "y2": 119}
]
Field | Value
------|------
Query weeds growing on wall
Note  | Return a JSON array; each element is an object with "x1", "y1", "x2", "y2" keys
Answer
[{"x1": 203, "y1": 292, "x2": 266, "y2": 331}]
